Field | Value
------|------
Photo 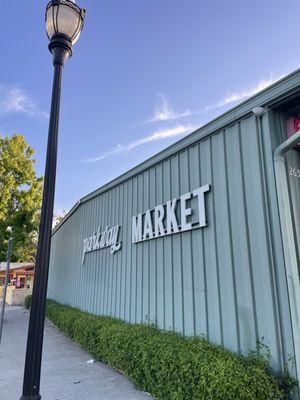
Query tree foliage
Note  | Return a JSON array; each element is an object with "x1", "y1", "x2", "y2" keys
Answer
[
  {"x1": 53, "y1": 209, "x2": 67, "y2": 228},
  {"x1": 0, "y1": 134, "x2": 43, "y2": 262}
]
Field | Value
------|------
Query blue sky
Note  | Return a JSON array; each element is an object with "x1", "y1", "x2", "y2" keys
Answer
[{"x1": 1, "y1": 0, "x2": 300, "y2": 216}]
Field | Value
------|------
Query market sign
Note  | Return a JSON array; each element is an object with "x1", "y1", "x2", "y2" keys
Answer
[
  {"x1": 132, "y1": 184, "x2": 211, "y2": 244},
  {"x1": 81, "y1": 184, "x2": 211, "y2": 263},
  {"x1": 82, "y1": 225, "x2": 121, "y2": 264}
]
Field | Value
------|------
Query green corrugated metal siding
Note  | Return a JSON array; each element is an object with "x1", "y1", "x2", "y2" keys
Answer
[{"x1": 48, "y1": 70, "x2": 300, "y2": 379}]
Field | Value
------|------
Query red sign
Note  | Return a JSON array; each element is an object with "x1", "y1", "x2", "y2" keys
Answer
[{"x1": 286, "y1": 117, "x2": 300, "y2": 148}]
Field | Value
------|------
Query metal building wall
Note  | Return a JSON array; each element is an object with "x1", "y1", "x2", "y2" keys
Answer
[
  {"x1": 48, "y1": 110, "x2": 295, "y2": 374},
  {"x1": 287, "y1": 148, "x2": 300, "y2": 262}
]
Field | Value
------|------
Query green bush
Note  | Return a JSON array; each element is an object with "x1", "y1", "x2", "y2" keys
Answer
[
  {"x1": 45, "y1": 300, "x2": 296, "y2": 400},
  {"x1": 24, "y1": 294, "x2": 32, "y2": 309}
]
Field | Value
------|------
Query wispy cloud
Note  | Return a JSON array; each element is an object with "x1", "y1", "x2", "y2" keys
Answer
[
  {"x1": 0, "y1": 85, "x2": 49, "y2": 120},
  {"x1": 148, "y1": 74, "x2": 283, "y2": 123},
  {"x1": 205, "y1": 74, "x2": 283, "y2": 111},
  {"x1": 84, "y1": 124, "x2": 196, "y2": 162},
  {"x1": 85, "y1": 72, "x2": 284, "y2": 163},
  {"x1": 148, "y1": 95, "x2": 191, "y2": 123}
]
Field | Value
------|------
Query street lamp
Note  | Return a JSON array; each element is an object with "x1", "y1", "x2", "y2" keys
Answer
[{"x1": 20, "y1": 1, "x2": 85, "y2": 399}]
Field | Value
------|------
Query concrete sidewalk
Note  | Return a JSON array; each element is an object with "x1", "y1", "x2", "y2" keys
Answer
[{"x1": 0, "y1": 306, "x2": 152, "y2": 400}]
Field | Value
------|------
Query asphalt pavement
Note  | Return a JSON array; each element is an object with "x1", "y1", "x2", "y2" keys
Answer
[{"x1": 0, "y1": 304, "x2": 152, "y2": 400}]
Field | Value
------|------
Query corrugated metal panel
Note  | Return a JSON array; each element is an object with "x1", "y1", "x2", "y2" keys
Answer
[{"x1": 48, "y1": 111, "x2": 295, "y2": 376}]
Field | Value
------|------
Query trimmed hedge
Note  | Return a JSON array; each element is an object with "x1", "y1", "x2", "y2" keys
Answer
[
  {"x1": 45, "y1": 300, "x2": 296, "y2": 400},
  {"x1": 24, "y1": 294, "x2": 32, "y2": 309}
]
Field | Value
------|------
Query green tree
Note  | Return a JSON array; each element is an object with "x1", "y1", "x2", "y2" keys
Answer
[
  {"x1": 0, "y1": 134, "x2": 43, "y2": 262},
  {"x1": 53, "y1": 209, "x2": 67, "y2": 228}
]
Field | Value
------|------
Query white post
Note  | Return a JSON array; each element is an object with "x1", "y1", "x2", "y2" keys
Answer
[{"x1": 0, "y1": 237, "x2": 13, "y2": 345}]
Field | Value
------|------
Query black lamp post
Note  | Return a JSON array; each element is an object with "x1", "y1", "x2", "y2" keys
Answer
[{"x1": 20, "y1": 1, "x2": 85, "y2": 399}]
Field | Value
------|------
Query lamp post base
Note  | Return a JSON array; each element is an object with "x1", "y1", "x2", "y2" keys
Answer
[{"x1": 20, "y1": 395, "x2": 41, "y2": 400}]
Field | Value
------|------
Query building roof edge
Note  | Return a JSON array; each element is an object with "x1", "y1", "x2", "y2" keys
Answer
[{"x1": 52, "y1": 68, "x2": 300, "y2": 234}]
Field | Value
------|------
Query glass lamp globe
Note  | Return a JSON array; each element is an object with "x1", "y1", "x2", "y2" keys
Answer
[{"x1": 46, "y1": 0, "x2": 85, "y2": 46}]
